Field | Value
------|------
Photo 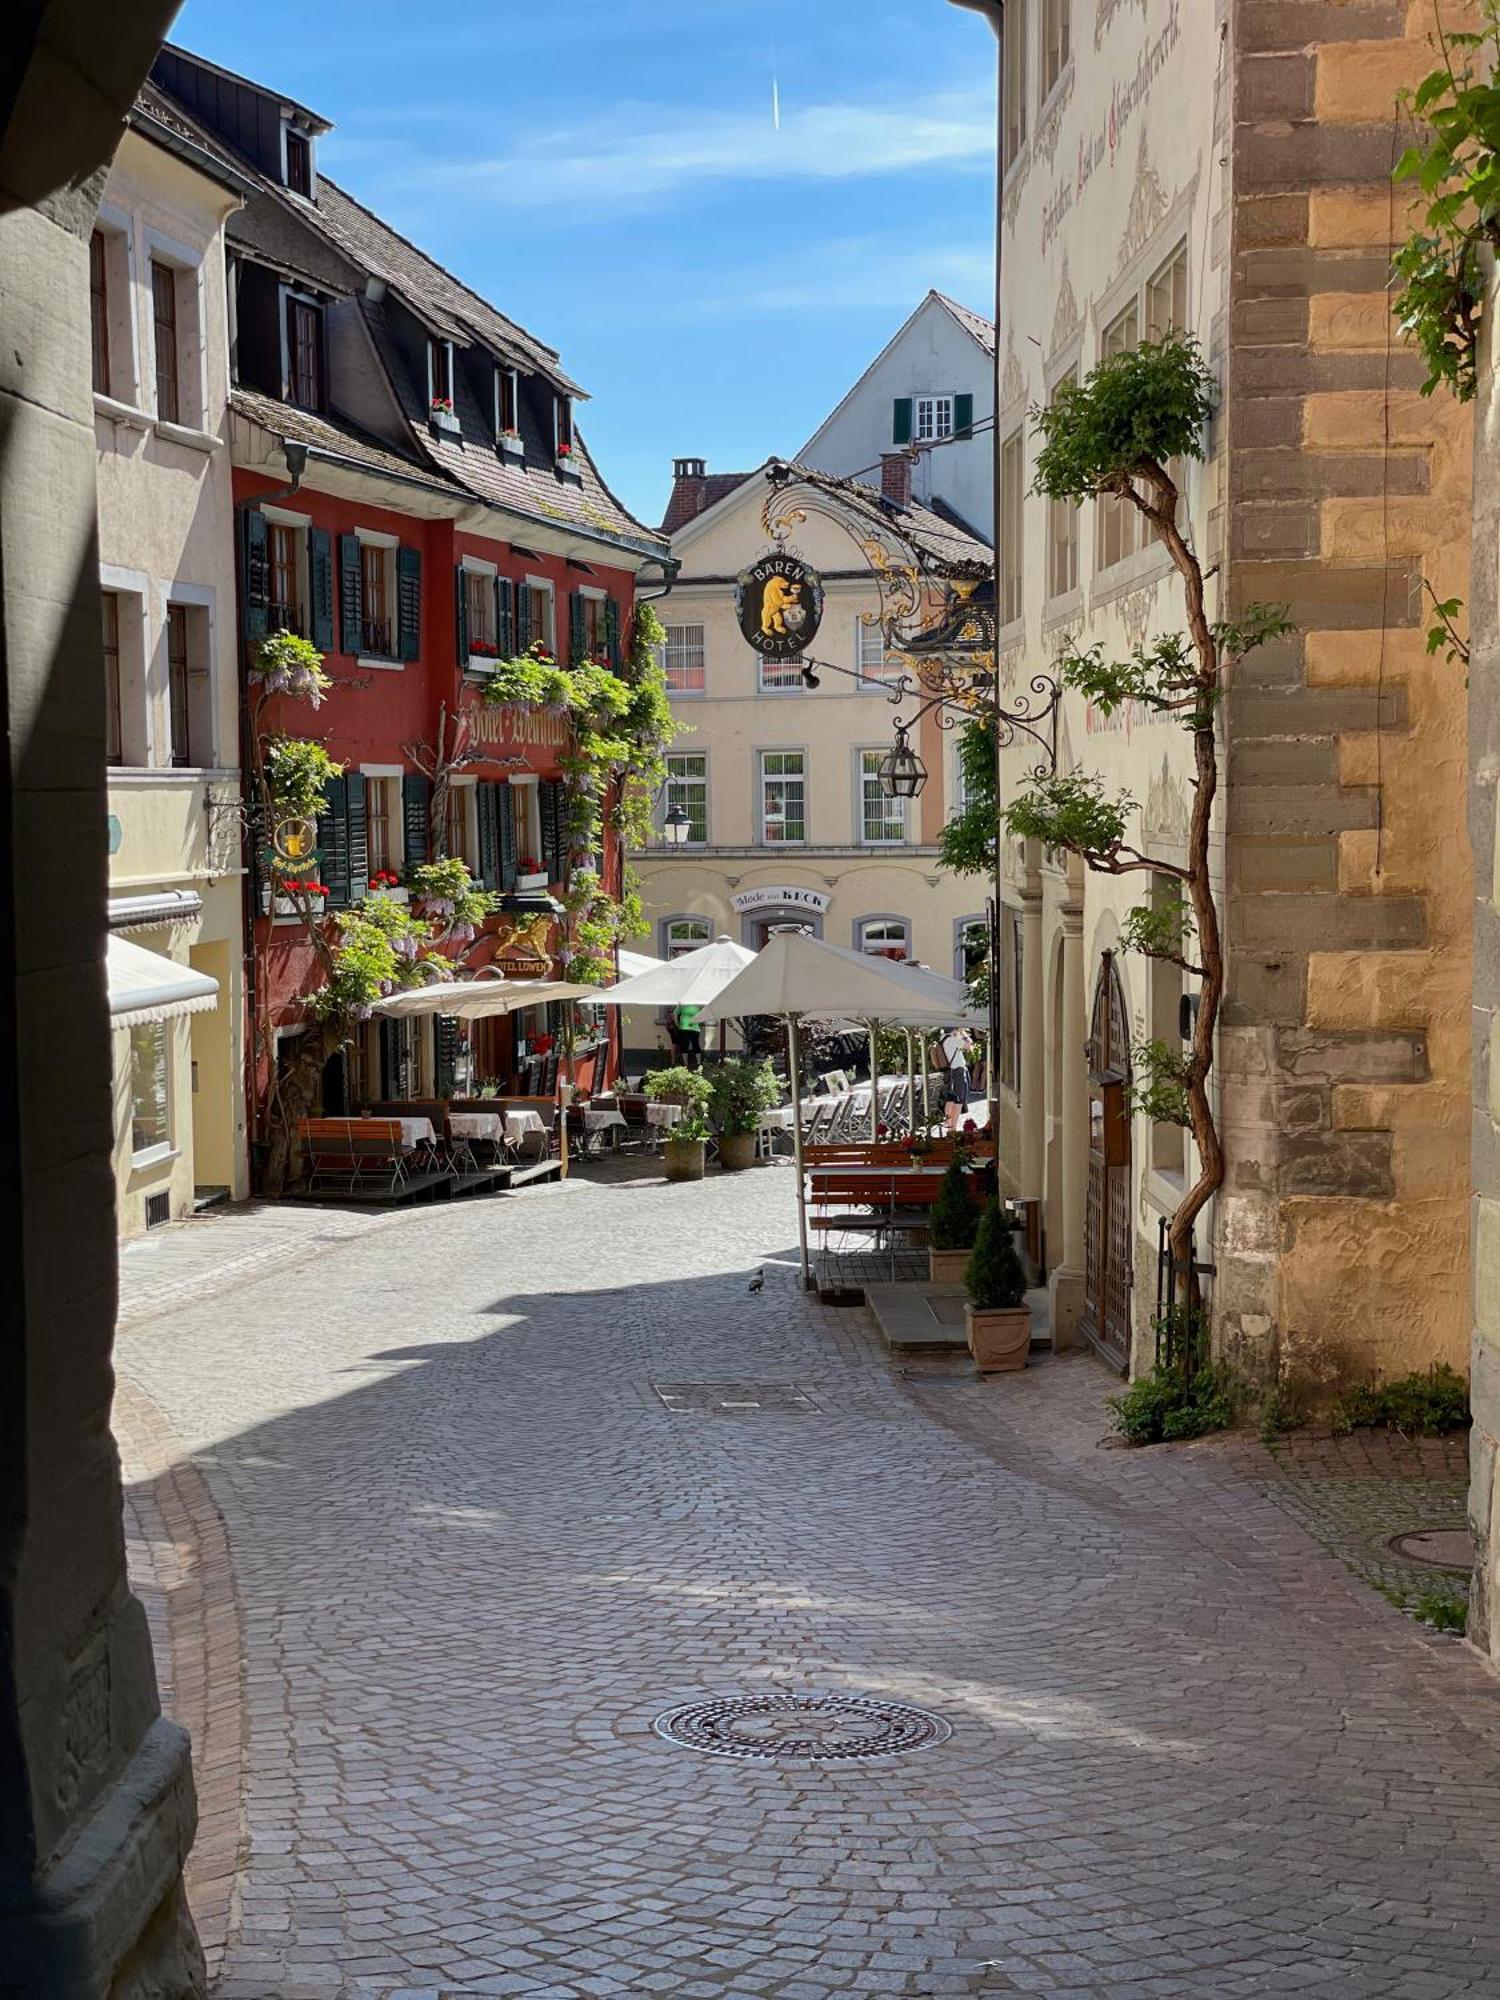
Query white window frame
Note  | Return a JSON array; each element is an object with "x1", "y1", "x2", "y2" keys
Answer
[
  {"x1": 143, "y1": 225, "x2": 212, "y2": 445},
  {"x1": 855, "y1": 916, "x2": 911, "y2": 960},
  {"x1": 91, "y1": 203, "x2": 144, "y2": 420},
  {"x1": 1003, "y1": 0, "x2": 1028, "y2": 172},
  {"x1": 856, "y1": 615, "x2": 901, "y2": 688},
  {"x1": 999, "y1": 429, "x2": 1024, "y2": 628},
  {"x1": 100, "y1": 564, "x2": 152, "y2": 767},
  {"x1": 279, "y1": 284, "x2": 325, "y2": 415},
  {"x1": 913, "y1": 394, "x2": 955, "y2": 444},
  {"x1": 360, "y1": 765, "x2": 406, "y2": 881},
  {"x1": 354, "y1": 527, "x2": 399, "y2": 666},
  {"x1": 662, "y1": 752, "x2": 708, "y2": 846},
  {"x1": 1045, "y1": 363, "x2": 1081, "y2": 604},
  {"x1": 578, "y1": 583, "x2": 609, "y2": 665},
  {"x1": 510, "y1": 772, "x2": 542, "y2": 867},
  {"x1": 426, "y1": 338, "x2": 457, "y2": 422},
  {"x1": 662, "y1": 914, "x2": 713, "y2": 960},
  {"x1": 461, "y1": 553, "x2": 499, "y2": 667},
  {"x1": 446, "y1": 773, "x2": 480, "y2": 872},
  {"x1": 660, "y1": 622, "x2": 706, "y2": 695},
  {"x1": 279, "y1": 113, "x2": 319, "y2": 200},
  {"x1": 128, "y1": 1016, "x2": 175, "y2": 1167},
  {"x1": 553, "y1": 394, "x2": 574, "y2": 459},
  {"x1": 857, "y1": 747, "x2": 907, "y2": 846},
  {"x1": 494, "y1": 364, "x2": 521, "y2": 446},
  {"x1": 262, "y1": 503, "x2": 311, "y2": 646},
  {"x1": 759, "y1": 749, "x2": 807, "y2": 845},
  {"x1": 525, "y1": 576, "x2": 556, "y2": 655},
  {"x1": 758, "y1": 654, "x2": 805, "y2": 694},
  {"x1": 1040, "y1": 0, "x2": 1072, "y2": 108},
  {"x1": 157, "y1": 579, "x2": 218, "y2": 772}
]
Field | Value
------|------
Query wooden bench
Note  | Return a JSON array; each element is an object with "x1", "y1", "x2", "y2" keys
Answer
[{"x1": 298, "y1": 1118, "x2": 411, "y2": 1195}]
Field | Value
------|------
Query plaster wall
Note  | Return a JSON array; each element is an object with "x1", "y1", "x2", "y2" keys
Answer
[{"x1": 799, "y1": 295, "x2": 995, "y2": 532}]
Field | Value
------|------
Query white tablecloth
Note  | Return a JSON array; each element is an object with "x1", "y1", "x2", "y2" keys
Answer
[
  {"x1": 448, "y1": 1112, "x2": 504, "y2": 1142},
  {"x1": 758, "y1": 1106, "x2": 795, "y2": 1130},
  {"x1": 386, "y1": 1115, "x2": 435, "y2": 1149},
  {"x1": 583, "y1": 1108, "x2": 629, "y2": 1135},
  {"x1": 645, "y1": 1102, "x2": 683, "y2": 1129},
  {"x1": 504, "y1": 1109, "x2": 546, "y2": 1143}
]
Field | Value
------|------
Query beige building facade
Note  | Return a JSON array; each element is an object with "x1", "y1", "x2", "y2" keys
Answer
[
  {"x1": 991, "y1": 0, "x2": 1471, "y2": 1380},
  {"x1": 94, "y1": 99, "x2": 252, "y2": 1236},
  {"x1": 634, "y1": 461, "x2": 991, "y2": 1059}
]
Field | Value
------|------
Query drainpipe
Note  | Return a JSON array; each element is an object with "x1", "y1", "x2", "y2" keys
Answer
[{"x1": 234, "y1": 439, "x2": 308, "y2": 1185}]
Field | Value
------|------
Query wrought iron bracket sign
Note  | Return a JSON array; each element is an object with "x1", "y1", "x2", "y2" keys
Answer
[{"x1": 736, "y1": 549, "x2": 824, "y2": 661}]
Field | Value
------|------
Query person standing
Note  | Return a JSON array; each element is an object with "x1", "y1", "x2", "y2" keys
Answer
[
  {"x1": 936, "y1": 1025, "x2": 975, "y2": 1131},
  {"x1": 675, "y1": 1002, "x2": 703, "y2": 1068}
]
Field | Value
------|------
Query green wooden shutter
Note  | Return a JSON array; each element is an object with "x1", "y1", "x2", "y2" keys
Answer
[
  {"x1": 515, "y1": 581, "x2": 532, "y2": 651},
  {"x1": 242, "y1": 508, "x2": 270, "y2": 643},
  {"x1": 318, "y1": 773, "x2": 350, "y2": 907},
  {"x1": 476, "y1": 783, "x2": 500, "y2": 890},
  {"x1": 539, "y1": 779, "x2": 564, "y2": 882},
  {"x1": 398, "y1": 546, "x2": 422, "y2": 661},
  {"x1": 604, "y1": 597, "x2": 620, "y2": 669},
  {"x1": 434, "y1": 1015, "x2": 460, "y2": 1099},
  {"x1": 892, "y1": 397, "x2": 913, "y2": 445},
  {"x1": 498, "y1": 782, "x2": 517, "y2": 890},
  {"x1": 403, "y1": 773, "x2": 431, "y2": 868},
  {"x1": 345, "y1": 771, "x2": 369, "y2": 900},
  {"x1": 454, "y1": 564, "x2": 469, "y2": 665},
  {"x1": 568, "y1": 591, "x2": 587, "y2": 665},
  {"x1": 338, "y1": 533, "x2": 362, "y2": 655},
  {"x1": 954, "y1": 392, "x2": 974, "y2": 439},
  {"x1": 495, "y1": 577, "x2": 513, "y2": 658},
  {"x1": 309, "y1": 527, "x2": 335, "y2": 652}
]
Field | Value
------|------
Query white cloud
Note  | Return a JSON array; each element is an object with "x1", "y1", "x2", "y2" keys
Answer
[{"x1": 339, "y1": 88, "x2": 995, "y2": 210}]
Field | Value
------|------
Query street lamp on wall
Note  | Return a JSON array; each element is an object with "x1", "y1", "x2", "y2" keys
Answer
[{"x1": 662, "y1": 803, "x2": 692, "y2": 846}]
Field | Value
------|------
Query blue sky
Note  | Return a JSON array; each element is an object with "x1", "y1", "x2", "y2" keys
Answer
[{"x1": 172, "y1": 0, "x2": 998, "y2": 528}]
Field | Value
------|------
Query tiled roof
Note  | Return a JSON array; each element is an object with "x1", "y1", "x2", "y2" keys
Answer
[
  {"x1": 661, "y1": 470, "x2": 758, "y2": 535},
  {"x1": 932, "y1": 291, "x2": 996, "y2": 355},
  {"x1": 230, "y1": 387, "x2": 456, "y2": 492}
]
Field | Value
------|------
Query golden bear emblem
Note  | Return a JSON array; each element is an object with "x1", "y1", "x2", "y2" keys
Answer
[{"x1": 759, "y1": 574, "x2": 804, "y2": 640}]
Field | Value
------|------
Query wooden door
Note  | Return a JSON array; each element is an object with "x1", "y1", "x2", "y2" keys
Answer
[{"x1": 1082, "y1": 953, "x2": 1132, "y2": 1371}]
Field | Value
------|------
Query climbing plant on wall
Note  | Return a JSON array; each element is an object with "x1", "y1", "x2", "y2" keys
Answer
[{"x1": 999, "y1": 334, "x2": 1290, "y2": 1317}]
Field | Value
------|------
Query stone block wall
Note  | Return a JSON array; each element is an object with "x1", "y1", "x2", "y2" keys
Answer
[{"x1": 1218, "y1": 1, "x2": 1473, "y2": 1393}]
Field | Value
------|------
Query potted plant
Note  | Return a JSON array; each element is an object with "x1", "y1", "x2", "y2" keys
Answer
[
  {"x1": 928, "y1": 1157, "x2": 979, "y2": 1283},
  {"x1": 708, "y1": 1056, "x2": 780, "y2": 1172},
  {"x1": 516, "y1": 854, "x2": 549, "y2": 890},
  {"x1": 644, "y1": 1065, "x2": 712, "y2": 1182},
  {"x1": 964, "y1": 1202, "x2": 1032, "y2": 1372}
]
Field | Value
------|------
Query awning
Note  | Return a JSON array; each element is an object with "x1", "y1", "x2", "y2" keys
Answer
[
  {"x1": 107, "y1": 935, "x2": 219, "y2": 1028},
  {"x1": 108, "y1": 890, "x2": 204, "y2": 933}
]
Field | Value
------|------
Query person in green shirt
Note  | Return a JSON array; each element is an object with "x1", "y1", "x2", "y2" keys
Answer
[{"x1": 675, "y1": 1002, "x2": 703, "y2": 1068}]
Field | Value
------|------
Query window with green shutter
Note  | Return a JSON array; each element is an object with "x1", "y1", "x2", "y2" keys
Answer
[
  {"x1": 242, "y1": 509, "x2": 270, "y2": 643},
  {"x1": 954, "y1": 392, "x2": 974, "y2": 439},
  {"x1": 403, "y1": 773, "x2": 431, "y2": 867},
  {"x1": 892, "y1": 398, "x2": 913, "y2": 446},
  {"x1": 309, "y1": 527, "x2": 334, "y2": 651},
  {"x1": 497, "y1": 576, "x2": 515, "y2": 656},
  {"x1": 497, "y1": 782, "x2": 517, "y2": 890},
  {"x1": 539, "y1": 780, "x2": 565, "y2": 881},
  {"x1": 318, "y1": 773, "x2": 350, "y2": 906},
  {"x1": 338, "y1": 534, "x2": 362, "y2": 656},
  {"x1": 398, "y1": 546, "x2": 421, "y2": 661},
  {"x1": 568, "y1": 591, "x2": 586, "y2": 666}
]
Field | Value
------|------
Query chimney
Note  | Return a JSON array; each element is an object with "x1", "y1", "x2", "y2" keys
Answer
[
  {"x1": 662, "y1": 457, "x2": 709, "y2": 535},
  {"x1": 881, "y1": 451, "x2": 912, "y2": 508}
]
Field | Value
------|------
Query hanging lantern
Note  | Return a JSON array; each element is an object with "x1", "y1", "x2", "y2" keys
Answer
[
  {"x1": 662, "y1": 804, "x2": 693, "y2": 845},
  {"x1": 878, "y1": 725, "x2": 927, "y2": 799}
]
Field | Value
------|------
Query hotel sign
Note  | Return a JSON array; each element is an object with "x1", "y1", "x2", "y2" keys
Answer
[{"x1": 736, "y1": 550, "x2": 823, "y2": 662}]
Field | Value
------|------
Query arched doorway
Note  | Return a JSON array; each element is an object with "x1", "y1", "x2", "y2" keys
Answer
[{"x1": 1082, "y1": 952, "x2": 1132, "y2": 1370}]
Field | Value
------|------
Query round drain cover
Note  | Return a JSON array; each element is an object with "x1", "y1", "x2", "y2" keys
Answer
[
  {"x1": 653, "y1": 1692, "x2": 951, "y2": 1763},
  {"x1": 1389, "y1": 1528, "x2": 1472, "y2": 1574}
]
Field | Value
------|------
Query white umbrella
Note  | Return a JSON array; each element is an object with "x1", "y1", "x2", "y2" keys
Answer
[
  {"x1": 698, "y1": 932, "x2": 983, "y2": 1290},
  {"x1": 371, "y1": 976, "x2": 599, "y2": 1018},
  {"x1": 616, "y1": 947, "x2": 665, "y2": 979},
  {"x1": 592, "y1": 934, "x2": 755, "y2": 1009}
]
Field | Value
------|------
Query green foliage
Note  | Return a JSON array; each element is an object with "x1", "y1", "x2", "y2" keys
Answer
[
  {"x1": 666, "y1": 1111, "x2": 712, "y2": 1144},
  {"x1": 643, "y1": 1066, "x2": 713, "y2": 1114},
  {"x1": 1000, "y1": 770, "x2": 1133, "y2": 861},
  {"x1": 1058, "y1": 633, "x2": 1200, "y2": 717},
  {"x1": 937, "y1": 716, "x2": 997, "y2": 878},
  {"x1": 311, "y1": 893, "x2": 438, "y2": 1024},
  {"x1": 1390, "y1": 12, "x2": 1500, "y2": 400},
  {"x1": 1211, "y1": 603, "x2": 1294, "y2": 665},
  {"x1": 965, "y1": 1202, "x2": 1028, "y2": 1310},
  {"x1": 1332, "y1": 1363, "x2": 1470, "y2": 1437},
  {"x1": 1109, "y1": 1359, "x2": 1239, "y2": 1446},
  {"x1": 1257, "y1": 1381, "x2": 1305, "y2": 1444},
  {"x1": 1412, "y1": 1590, "x2": 1468, "y2": 1634},
  {"x1": 1120, "y1": 898, "x2": 1195, "y2": 965},
  {"x1": 407, "y1": 856, "x2": 493, "y2": 933},
  {"x1": 930, "y1": 1159, "x2": 980, "y2": 1253},
  {"x1": 1425, "y1": 592, "x2": 1470, "y2": 669},
  {"x1": 250, "y1": 629, "x2": 331, "y2": 707},
  {"x1": 265, "y1": 734, "x2": 342, "y2": 821},
  {"x1": 1129, "y1": 1038, "x2": 1191, "y2": 1127},
  {"x1": 1031, "y1": 334, "x2": 1216, "y2": 501},
  {"x1": 707, "y1": 1056, "x2": 780, "y2": 1137}
]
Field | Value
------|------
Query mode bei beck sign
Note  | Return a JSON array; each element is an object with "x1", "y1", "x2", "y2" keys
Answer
[{"x1": 736, "y1": 550, "x2": 824, "y2": 662}]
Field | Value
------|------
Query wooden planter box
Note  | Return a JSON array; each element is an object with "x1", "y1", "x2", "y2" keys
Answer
[
  {"x1": 966, "y1": 1303, "x2": 1031, "y2": 1373},
  {"x1": 928, "y1": 1247, "x2": 971, "y2": 1284}
]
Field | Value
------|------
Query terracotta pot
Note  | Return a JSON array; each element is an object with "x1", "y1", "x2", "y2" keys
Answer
[
  {"x1": 965, "y1": 1302, "x2": 1032, "y2": 1373},
  {"x1": 718, "y1": 1131, "x2": 756, "y2": 1173},
  {"x1": 928, "y1": 1247, "x2": 971, "y2": 1284},
  {"x1": 663, "y1": 1136, "x2": 706, "y2": 1183}
]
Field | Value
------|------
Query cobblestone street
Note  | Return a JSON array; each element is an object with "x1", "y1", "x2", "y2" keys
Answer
[{"x1": 117, "y1": 1166, "x2": 1500, "y2": 1999}]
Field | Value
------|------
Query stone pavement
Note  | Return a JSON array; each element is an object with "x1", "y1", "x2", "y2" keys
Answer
[{"x1": 115, "y1": 1163, "x2": 1500, "y2": 1998}]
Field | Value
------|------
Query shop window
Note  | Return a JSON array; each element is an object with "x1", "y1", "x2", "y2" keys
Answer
[{"x1": 130, "y1": 1020, "x2": 171, "y2": 1160}]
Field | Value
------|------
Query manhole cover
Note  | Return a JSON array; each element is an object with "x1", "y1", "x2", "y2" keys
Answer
[
  {"x1": 1388, "y1": 1528, "x2": 1472, "y2": 1574},
  {"x1": 653, "y1": 1382, "x2": 818, "y2": 1415},
  {"x1": 653, "y1": 1692, "x2": 951, "y2": 1762}
]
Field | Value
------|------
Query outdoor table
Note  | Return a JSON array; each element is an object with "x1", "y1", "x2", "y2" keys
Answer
[
  {"x1": 757, "y1": 1104, "x2": 795, "y2": 1159},
  {"x1": 448, "y1": 1111, "x2": 504, "y2": 1143},
  {"x1": 644, "y1": 1102, "x2": 683, "y2": 1150},
  {"x1": 582, "y1": 1107, "x2": 630, "y2": 1154},
  {"x1": 504, "y1": 1109, "x2": 546, "y2": 1146},
  {"x1": 374, "y1": 1114, "x2": 435, "y2": 1151}
]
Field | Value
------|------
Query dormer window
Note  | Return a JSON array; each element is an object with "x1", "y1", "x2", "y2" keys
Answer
[
  {"x1": 285, "y1": 129, "x2": 312, "y2": 197},
  {"x1": 495, "y1": 364, "x2": 520, "y2": 446},
  {"x1": 428, "y1": 339, "x2": 458, "y2": 431},
  {"x1": 285, "y1": 294, "x2": 323, "y2": 411},
  {"x1": 554, "y1": 394, "x2": 574, "y2": 462}
]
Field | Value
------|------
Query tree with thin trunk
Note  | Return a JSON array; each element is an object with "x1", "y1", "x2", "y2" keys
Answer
[{"x1": 1000, "y1": 335, "x2": 1289, "y2": 1333}]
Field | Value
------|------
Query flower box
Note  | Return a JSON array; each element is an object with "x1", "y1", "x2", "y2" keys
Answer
[
  {"x1": 270, "y1": 893, "x2": 325, "y2": 918},
  {"x1": 516, "y1": 870, "x2": 549, "y2": 891},
  {"x1": 429, "y1": 404, "x2": 461, "y2": 436},
  {"x1": 368, "y1": 883, "x2": 409, "y2": 906},
  {"x1": 498, "y1": 430, "x2": 524, "y2": 459}
]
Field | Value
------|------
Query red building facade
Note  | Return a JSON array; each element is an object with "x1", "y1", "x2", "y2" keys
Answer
[{"x1": 150, "y1": 47, "x2": 669, "y2": 1172}]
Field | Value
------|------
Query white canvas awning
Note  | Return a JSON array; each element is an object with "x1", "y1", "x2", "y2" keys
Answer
[
  {"x1": 616, "y1": 948, "x2": 665, "y2": 980},
  {"x1": 107, "y1": 890, "x2": 204, "y2": 933},
  {"x1": 370, "y1": 976, "x2": 599, "y2": 1019},
  {"x1": 107, "y1": 935, "x2": 218, "y2": 1028},
  {"x1": 593, "y1": 936, "x2": 756, "y2": 1009},
  {"x1": 699, "y1": 930, "x2": 974, "y2": 1024}
]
